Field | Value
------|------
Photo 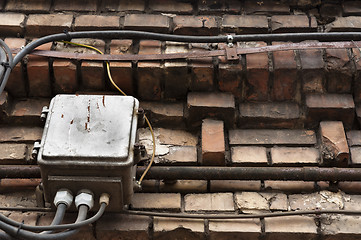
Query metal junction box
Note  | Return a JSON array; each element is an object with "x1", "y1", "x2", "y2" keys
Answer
[{"x1": 38, "y1": 94, "x2": 139, "y2": 212}]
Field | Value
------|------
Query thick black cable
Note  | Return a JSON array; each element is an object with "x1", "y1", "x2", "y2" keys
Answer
[
  {"x1": 0, "y1": 203, "x2": 106, "y2": 231},
  {"x1": 0, "y1": 39, "x2": 13, "y2": 96}
]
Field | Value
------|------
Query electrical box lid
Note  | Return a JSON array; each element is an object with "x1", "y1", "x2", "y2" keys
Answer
[{"x1": 41, "y1": 95, "x2": 137, "y2": 161}]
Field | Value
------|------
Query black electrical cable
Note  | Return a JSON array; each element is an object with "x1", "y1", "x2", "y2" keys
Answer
[
  {"x1": 40, "y1": 203, "x2": 67, "y2": 234},
  {"x1": 0, "y1": 38, "x2": 13, "y2": 96},
  {"x1": 0, "y1": 202, "x2": 106, "y2": 231}
]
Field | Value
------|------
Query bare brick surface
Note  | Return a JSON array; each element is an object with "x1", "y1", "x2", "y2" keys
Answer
[
  {"x1": 321, "y1": 215, "x2": 361, "y2": 240},
  {"x1": 131, "y1": 193, "x2": 181, "y2": 211},
  {"x1": 149, "y1": 0, "x2": 193, "y2": 13},
  {"x1": 231, "y1": 146, "x2": 268, "y2": 166},
  {"x1": 235, "y1": 192, "x2": 269, "y2": 212},
  {"x1": 159, "y1": 180, "x2": 207, "y2": 193},
  {"x1": 244, "y1": 0, "x2": 289, "y2": 15},
  {"x1": 173, "y1": 15, "x2": 218, "y2": 35},
  {"x1": 156, "y1": 146, "x2": 197, "y2": 165},
  {"x1": 347, "y1": 131, "x2": 361, "y2": 146},
  {"x1": 218, "y1": 61, "x2": 242, "y2": 99},
  {"x1": 6, "y1": 0, "x2": 51, "y2": 12},
  {"x1": 265, "y1": 216, "x2": 318, "y2": 240},
  {"x1": 289, "y1": 191, "x2": 344, "y2": 210},
  {"x1": 184, "y1": 193, "x2": 234, "y2": 212},
  {"x1": 271, "y1": 147, "x2": 319, "y2": 166},
  {"x1": 209, "y1": 219, "x2": 261, "y2": 240},
  {"x1": 201, "y1": 119, "x2": 225, "y2": 165},
  {"x1": 140, "y1": 101, "x2": 184, "y2": 128},
  {"x1": 239, "y1": 102, "x2": 300, "y2": 128},
  {"x1": 338, "y1": 182, "x2": 361, "y2": 193},
  {"x1": 0, "y1": 127, "x2": 43, "y2": 143},
  {"x1": 222, "y1": 15, "x2": 268, "y2": 33},
  {"x1": 187, "y1": 92, "x2": 235, "y2": 128},
  {"x1": 261, "y1": 193, "x2": 288, "y2": 211},
  {"x1": 53, "y1": 60, "x2": 78, "y2": 93},
  {"x1": 350, "y1": 147, "x2": 361, "y2": 165},
  {"x1": 0, "y1": 143, "x2": 27, "y2": 164},
  {"x1": 264, "y1": 181, "x2": 315, "y2": 192},
  {"x1": 343, "y1": 2, "x2": 361, "y2": 16},
  {"x1": 198, "y1": 0, "x2": 240, "y2": 14},
  {"x1": 271, "y1": 15, "x2": 317, "y2": 32},
  {"x1": 154, "y1": 217, "x2": 204, "y2": 238},
  {"x1": 229, "y1": 129, "x2": 317, "y2": 146},
  {"x1": 53, "y1": 0, "x2": 97, "y2": 11},
  {"x1": 81, "y1": 62, "x2": 105, "y2": 90},
  {"x1": 210, "y1": 180, "x2": 261, "y2": 192},
  {"x1": 74, "y1": 15, "x2": 120, "y2": 31},
  {"x1": 10, "y1": 98, "x2": 50, "y2": 125},
  {"x1": 299, "y1": 47, "x2": 325, "y2": 93},
  {"x1": 101, "y1": 0, "x2": 145, "y2": 12},
  {"x1": 319, "y1": 121, "x2": 349, "y2": 166},
  {"x1": 123, "y1": 14, "x2": 170, "y2": 33},
  {"x1": 305, "y1": 94, "x2": 355, "y2": 129},
  {"x1": 326, "y1": 16, "x2": 361, "y2": 32},
  {"x1": 0, "y1": 13, "x2": 25, "y2": 36},
  {"x1": 96, "y1": 214, "x2": 150, "y2": 240},
  {"x1": 26, "y1": 14, "x2": 73, "y2": 36}
]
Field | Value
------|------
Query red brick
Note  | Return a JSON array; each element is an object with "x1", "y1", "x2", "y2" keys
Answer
[
  {"x1": 351, "y1": 45, "x2": 361, "y2": 102},
  {"x1": 123, "y1": 14, "x2": 170, "y2": 33},
  {"x1": 271, "y1": 15, "x2": 317, "y2": 33},
  {"x1": 53, "y1": 0, "x2": 97, "y2": 11},
  {"x1": 239, "y1": 102, "x2": 300, "y2": 128},
  {"x1": 157, "y1": 128, "x2": 198, "y2": 146},
  {"x1": 156, "y1": 146, "x2": 197, "y2": 165},
  {"x1": 202, "y1": 119, "x2": 225, "y2": 166},
  {"x1": 82, "y1": 62, "x2": 105, "y2": 90},
  {"x1": 27, "y1": 60, "x2": 51, "y2": 97},
  {"x1": 244, "y1": 0, "x2": 290, "y2": 15},
  {"x1": 0, "y1": 190, "x2": 37, "y2": 207},
  {"x1": 53, "y1": 60, "x2": 78, "y2": 93},
  {"x1": 74, "y1": 15, "x2": 120, "y2": 31},
  {"x1": 229, "y1": 129, "x2": 317, "y2": 146},
  {"x1": 343, "y1": 2, "x2": 361, "y2": 16},
  {"x1": 149, "y1": 0, "x2": 193, "y2": 13},
  {"x1": 0, "y1": 126, "x2": 43, "y2": 143},
  {"x1": 0, "y1": 13, "x2": 25, "y2": 36},
  {"x1": 187, "y1": 92, "x2": 236, "y2": 128},
  {"x1": 231, "y1": 146, "x2": 268, "y2": 166},
  {"x1": 320, "y1": 3, "x2": 342, "y2": 19},
  {"x1": 137, "y1": 62, "x2": 162, "y2": 100},
  {"x1": 0, "y1": 91, "x2": 11, "y2": 120},
  {"x1": 350, "y1": 147, "x2": 361, "y2": 165},
  {"x1": 271, "y1": 147, "x2": 319, "y2": 166},
  {"x1": 184, "y1": 193, "x2": 234, "y2": 211},
  {"x1": 264, "y1": 181, "x2": 315, "y2": 193},
  {"x1": 347, "y1": 130, "x2": 361, "y2": 147},
  {"x1": 357, "y1": 105, "x2": 361, "y2": 127},
  {"x1": 210, "y1": 180, "x2": 261, "y2": 192},
  {"x1": 218, "y1": 63, "x2": 242, "y2": 98},
  {"x1": 154, "y1": 217, "x2": 204, "y2": 240},
  {"x1": 190, "y1": 62, "x2": 214, "y2": 91},
  {"x1": 10, "y1": 98, "x2": 49, "y2": 125},
  {"x1": 222, "y1": 15, "x2": 268, "y2": 33},
  {"x1": 131, "y1": 193, "x2": 181, "y2": 211},
  {"x1": 96, "y1": 214, "x2": 150, "y2": 240},
  {"x1": 26, "y1": 14, "x2": 73, "y2": 37},
  {"x1": 173, "y1": 15, "x2": 218, "y2": 35},
  {"x1": 305, "y1": 94, "x2": 355, "y2": 129},
  {"x1": 101, "y1": 0, "x2": 145, "y2": 12},
  {"x1": 209, "y1": 219, "x2": 261, "y2": 240},
  {"x1": 0, "y1": 179, "x2": 40, "y2": 191},
  {"x1": 4, "y1": 38, "x2": 26, "y2": 97},
  {"x1": 299, "y1": 47, "x2": 325, "y2": 93},
  {"x1": 325, "y1": 48, "x2": 352, "y2": 93},
  {"x1": 5, "y1": 0, "x2": 51, "y2": 12},
  {"x1": 326, "y1": 16, "x2": 361, "y2": 32},
  {"x1": 0, "y1": 143, "x2": 27, "y2": 164},
  {"x1": 198, "y1": 0, "x2": 240, "y2": 14},
  {"x1": 338, "y1": 182, "x2": 361, "y2": 193},
  {"x1": 319, "y1": 121, "x2": 349, "y2": 166},
  {"x1": 159, "y1": 180, "x2": 207, "y2": 193},
  {"x1": 265, "y1": 216, "x2": 318, "y2": 240}
]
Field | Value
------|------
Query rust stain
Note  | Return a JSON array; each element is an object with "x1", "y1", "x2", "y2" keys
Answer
[
  {"x1": 70, "y1": 120, "x2": 73, "y2": 124},
  {"x1": 102, "y1": 95, "x2": 105, "y2": 107},
  {"x1": 61, "y1": 114, "x2": 64, "y2": 118}
]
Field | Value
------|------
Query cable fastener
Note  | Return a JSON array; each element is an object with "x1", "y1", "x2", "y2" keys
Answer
[
  {"x1": 227, "y1": 35, "x2": 234, "y2": 48},
  {"x1": 53, "y1": 189, "x2": 73, "y2": 208}
]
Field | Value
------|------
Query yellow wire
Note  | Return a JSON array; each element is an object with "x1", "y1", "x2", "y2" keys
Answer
[{"x1": 61, "y1": 41, "x2": 156, "y2": 185}]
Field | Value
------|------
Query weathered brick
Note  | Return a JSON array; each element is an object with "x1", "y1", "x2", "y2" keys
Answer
[
  {"x1": 159, "y1": 180, "x2": 207, "y2": 193},
  {"x1": 187, "y1": 92, "x2": 236, "y2": 128},
  {"x1": 202, "y1": 119, "x2": 225, "y2": 166},
  {"x1": 271, "y1": 147, "x2": 319, "y2": 166},
  {"x1": 96, "y1": 214, "x2": 150, "y2": 240},
  {"x1": 357, "y1": 105, "x2": 361, "y2": 127},
  {"x1": 231, "y1": 146, "x2": 268, "y2": 166},
  {"x1": 189, "y1": 62, "x2": 214, "y2": 91},
  {"x1": 320, "y1": 3, "x2": 342, "y2": 19},
  {"x1": 244, "y1": 0, "x2": 290, "y2": 15},
  {"x1": 101, "y1": 0, "x2": 145, "y2": 12},
  {"x1": 198, "y1": 0, "x2": 240, "y2": 14},
  {"x1": 352, "y1": 44, "x2": 361, "y2": 102},
  {"x1": 74, "y1": 15, "x2": 120, "y2": 31},
  {"x1": 235, "y1": 192, "x2": 269, "y2": 212},
  {"x1": 218, "y1": 63, "x2": 242, "y2": 98},
  {"x1": 164, "y1": 42, "x2": 188, "y2": 99},
  {"x1": 261, "y1": 193, "x2": 288, "y2": 211},
  {"x1": 52, "y1": 60, "x2": 78, "y2": 93},
  {"x1": 299, "y1": 47, "x2": 325, "y2": 93},
  {"x1": 289, "y1": 191, "x2": 344, "y2": 211},
  {"x1": 154, "y1": 217, "x2": 204, "y2": 240},
  {"x1": 344, "y1": 194, "x2": 361, "y2": 211},
  {"x1": 0, "y1": 127, "x2": 43, "y2": 143},
  {"x1": 131, "y1": 193, "x2": 181, "y2": 211},
  {"x1": 149, "y1": 0, "x2": 193, "y2": 13},
  {"x1": 325, "y1": 48, "x2": 352, "y2": 93},
  {"x1": 264, "y1": 181, "x2": 315, "y2": 193},
  {"x1": 265, "y1": 216, "x2": 318, "y2": 240},
  {"x1": 210, "y1": 180, "x2": 261, "y2": 192},
  {"x1": 27, "y1": 60, "x2": 51, "y2": 97},
  {"x1": 81, "y1": 62, "x2": 105, "y2": 90},
  {"x1": 53, "y1": 0, "x2": 97, "y2": 12},
  {"x1": 350, "y1": 147, "x2": 361, "y2": 165},
  {"x1": 305, "y1": 94, "x2": 355, "y2": 129},
  {"x1": 245, "y1": 42, "x2": 269, "y2": 101},
  {"x1": 209, "y1": 219, "x2": 261, "y2": 240},
  {"x1": 7, "y1": 212, "x2": 38, "y2": 226},
  {"x1": 0, "y1": 91, "x2": 11, "y2": 120},
  {"x1": 319, "y1": 121, "x2": 350, "y2": 166},
  {"x1": 321, "y1": 215, "x2": 361, "y2": 240},
  {"x1": 0, "y1": 190, "x2": 37, "y2": 207},
  {"x1": 271, "y1": 15, "x2": 317, "y2": 33},
  {"x1": 343, "y1": 2, "x2": 361, "y2": 16},
  {"x1": 173, "y1": 15, "x2": 218, "y2": 35},
  {"x1": 347, "y1": 131, "x2": 361, "y2": 146},
  {"x1": 239, "y1": 102, "x2": 300, "y2": 128},
  {"x1": 229, "y1": 129, "x2": 317, "y2": 146},
  {"x1": 0, "y1": 179, "x2": 40, "y2": 192},
  {"x1": 5, "y1": 0, "x2": 51, "y2": 12},
  {"x1": 185, "y1": 193, "x2": 234, "y2": 212},
  {"x1": 140, "y1": 101, "x2": 184, "y2": 128},
  {"x1": 326, "y1": 16, "x2": 361, "y2": 32},
  {"x1": 222, "y1": 15, "x2": 268, "y2": 34},
  {"x1": 0, "y1": 13, "x2": 25, "y2": 37},
  {"x1": 123, "y1": 14, "x2": 170, "y2": 33},
  {"x1": 26, "y1": 14, "x2": 73, "y2": 36},
  {"x1": 156, "y1": 146, "x2": 197, "y2": 165},
  {"x1": 9, "y1": 98, "x2": 49, "y2": 125},
  {"x1": 157, "y1": 128, "x2": 198, "y2": 146},
  {"x1": 4, "y1": 38, "x2": 26, "y2": 97},
  {"x1": 338, "y1": 182, "x2": 361, "y2": 193},
  {"x1": 0, "y1": 143, "x2": 27, "y2": 164}
]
